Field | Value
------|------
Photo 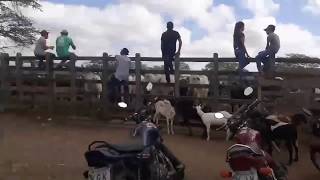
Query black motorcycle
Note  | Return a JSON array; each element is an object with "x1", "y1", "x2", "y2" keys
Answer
[{"x1": 83, "y1": 91, "x2": 185, "y2": 180}]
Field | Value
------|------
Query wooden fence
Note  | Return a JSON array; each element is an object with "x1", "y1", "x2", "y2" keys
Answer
[{"x1": 0, "y1": 52, "x2": 320, "y2": 117}]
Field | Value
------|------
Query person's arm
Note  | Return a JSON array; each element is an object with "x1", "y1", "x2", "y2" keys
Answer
[
  {"x1": 176, "y1": 35, "x2": 182, "y2": 56},
  {"x1": 45, "y1": 39, "x2": 54, "y2": 50},
  {"x1": 240, "y1": 36, "x2": 250, "y2": 58},
  {"x1": 70, "y1": 39, "x2": 76, "y2": 50},
  {"x1": 266, "y1": 36, "x2": 270, "y2": 50},
  {"x1": 161, "y1": 34, "x2": 164, "y2": 53}
]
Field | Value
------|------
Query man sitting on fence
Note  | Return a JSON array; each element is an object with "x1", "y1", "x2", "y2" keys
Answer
[
  {"x1": 108, "y1": 48, "x2": 131, "y2": 105},
  {"x1": 255, "y1": 25, "x2": 280, "y2": 74},
  {"x1": 34, "y1": 30, "x2": 55, "y2": 69},
  {"x1": 56, "y1": 29, "x2": 76, "y2": 68}
]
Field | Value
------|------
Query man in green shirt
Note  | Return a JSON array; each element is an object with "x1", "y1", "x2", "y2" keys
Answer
[{"x1": 56, "y1": 29, "x2": 76, "y2": 68}]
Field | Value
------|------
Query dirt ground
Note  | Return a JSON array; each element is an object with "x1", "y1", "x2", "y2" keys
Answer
[{"x1": 0, "y1": 113, "x2": 319, "y2": 180}]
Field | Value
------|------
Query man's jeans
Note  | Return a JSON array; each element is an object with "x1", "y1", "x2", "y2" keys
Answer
[
  {"x1": 255, "y1": 50, "x2": 276, "y2": 73},
  {"x1": 162, "y1": 53, "x2": 175, "y2": 83}
]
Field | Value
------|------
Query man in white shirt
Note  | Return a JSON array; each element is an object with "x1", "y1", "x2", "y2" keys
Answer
[
  {"x1": 34, "y1": 30, "x2": 55, "y2": 69},
  {"x1": 255, "y1": 25, "x2": 280, "y2": 74},
  {"x1": 108, "y1": 48, "x2": 131, "y2": 104}
]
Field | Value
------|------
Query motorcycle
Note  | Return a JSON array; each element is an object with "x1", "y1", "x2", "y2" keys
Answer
[
  {"x1": 219, "y1": 87, "x2": 288, "y2": 180},
  {"x1": 83, "y1": 82, "x2": 185, "y2": 180}
]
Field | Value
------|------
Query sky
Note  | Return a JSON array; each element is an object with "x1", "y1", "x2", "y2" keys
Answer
[{"x1": 5, "y1": 0, "x2": 320, "y2": 69}]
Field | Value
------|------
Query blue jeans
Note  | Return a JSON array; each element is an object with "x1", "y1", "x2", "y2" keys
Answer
[
  {"x1": 255, "y1": 50, "x2": 276, "y2": 72},
  {"x1": 235, "y1": 48, "x2": 249, "y2": 69}
]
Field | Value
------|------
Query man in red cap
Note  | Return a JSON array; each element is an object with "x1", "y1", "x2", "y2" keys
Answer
[
  {"x1": 255, "y1": 24, "x2": 280, "y2": 74},
  {"x1": 34, "y1": 30, "x2": 55, "y2": 69}
]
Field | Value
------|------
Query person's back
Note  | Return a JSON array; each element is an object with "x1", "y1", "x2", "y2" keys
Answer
[
  {"x1": 115, "y1": 53, "x2": 131, "y2": 82},
  {"x1": 34, "y1": 36, "x2": 46, "y2": 56},
  {"x1": 161, "y1": 30, "x2": 180, "y2": 55},
  {"x1": 267, "y1": 32, "x2": 280, "y2": 54},
  {"x1": 56, "y1": 35, "x2": 74, "y2": 58}
]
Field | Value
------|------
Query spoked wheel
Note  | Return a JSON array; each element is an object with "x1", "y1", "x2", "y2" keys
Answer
[{"x1": 311, "y1": 150, "x2": 320, "y2": 170}]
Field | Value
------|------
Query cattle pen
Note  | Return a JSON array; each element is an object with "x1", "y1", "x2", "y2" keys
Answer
[{"x1": 0, "y1": 52, "x2": 320, "y2": 119}]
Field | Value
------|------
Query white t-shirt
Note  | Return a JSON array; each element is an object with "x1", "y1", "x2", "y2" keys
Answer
[{"x1": 115, "y1": 55, "x2": 131, "y2": 81}]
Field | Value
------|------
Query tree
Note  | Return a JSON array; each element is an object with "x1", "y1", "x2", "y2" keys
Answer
[
  {"x1": 0, "y1": 0, "x2": 41, "y2": 50},
  {"x1": 277, "y1": 53, "x2": 320, "y2": 69},
  {"x1": 203, "y1": 62, "x2": 238, "y2": 71}
]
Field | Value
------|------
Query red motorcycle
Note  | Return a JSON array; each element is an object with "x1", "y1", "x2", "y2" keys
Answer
[{"x1": 219, "y1": 96, "x2": 287, "y2": 180}]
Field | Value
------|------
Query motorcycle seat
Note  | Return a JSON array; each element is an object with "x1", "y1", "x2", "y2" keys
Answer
[
  {"x1": 108, "y1": 142, "x2": 145, "y2": 153},
  {"x1": 227, "y1": 144, "x2": 264, "y2": 157}
]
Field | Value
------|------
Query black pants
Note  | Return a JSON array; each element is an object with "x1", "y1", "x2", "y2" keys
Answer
[
  {"x1": 108, "y1": 75, "x2": 129, "y2": 104},
  {"x1": 35, "y1": 53, "x2": 55, "y2": 69},
  {"x1": 162, "y1": 53, "x2": 175, "y2": 83}
]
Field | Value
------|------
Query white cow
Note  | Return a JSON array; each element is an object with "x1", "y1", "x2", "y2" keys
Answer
[
  {"x1": 83, "y1": 72, "x2": 102, "y2": 100},
  {"x1": 188, "y1": 75, "x2": 209, "y2": 98}
]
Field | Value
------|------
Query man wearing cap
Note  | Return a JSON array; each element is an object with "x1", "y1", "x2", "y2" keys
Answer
[
  {"x1": 56, "y1": 29, "x2": 76, "y2": 68},
  {"x1": 108, "y1": 48, "x2": 131, "y2": 104},
  {"x1": 161, "y1": 21, "x2": 182, "y2": 83},
  {"x1": 255, "y1": 24, "x2": 280, "y2": 74},
  {"x1": 34, "y1": 30, "x2": 55, "y2": 69}
]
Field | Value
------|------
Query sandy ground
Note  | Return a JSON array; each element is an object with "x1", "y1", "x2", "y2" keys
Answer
[{"x1": 0, "y1": 113, "x2": 319, "y2": 180}]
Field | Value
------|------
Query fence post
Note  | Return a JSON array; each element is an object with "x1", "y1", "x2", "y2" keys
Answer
[
  {"x1": 135, "y1": 53, "x2": 142, "y2": 111},
  {"x1": 15, "y1": 53, "x2": 23, "y2": 102},
  {"x1": 212, "y1": 53, "x2": 219, "y2": 111},
  {"x1": 0, "y1": 53, "x2": 9, "y2": 112},
  {"x1": 174, "y1": 55, "x2": 180, "y2": 98},
  {"x1": 70, "y1": 54, "x2": 77, "y2": 114},
  {"x1": 46, "y1": 53, "x2": 54, "y2": 116},
  {"x1": 102, "y1": 53, "x2": 110, "y2": 117}
]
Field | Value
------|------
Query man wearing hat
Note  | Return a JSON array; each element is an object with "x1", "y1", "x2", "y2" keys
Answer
[
  {"x1": 34, "y1": 30, "x2": 55, "y2": 69},
  {"x1": 108, "y1": 48, "x2": 131, "y2": 104},
  {"x1": 56, "y1": 29, "x2": 76, "y2": 68},
  {"x1": 255, "y1": 24, "x2": 280, "y2": 74}
]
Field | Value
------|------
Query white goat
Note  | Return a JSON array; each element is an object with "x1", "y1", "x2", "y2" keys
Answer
[
  {"x1": 153, "y1": 99, "x2": 176, "y2": 135},
  {"x1": 195, "y1": 105, "x2": 232, "y2": 141}
]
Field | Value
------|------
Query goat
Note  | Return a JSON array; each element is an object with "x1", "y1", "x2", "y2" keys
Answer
[
  {"x1": 195, "y1": 105, "x2": 232, "y2": 141},
  {"x1": 153, "y1": 99, "x2": 176, "y2": 135},
  {"x1": 252, "y1": 113, "x2": 307, "y2": 165}
]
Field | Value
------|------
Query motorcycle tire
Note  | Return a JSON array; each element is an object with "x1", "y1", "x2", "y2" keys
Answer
[{"x1": 311, "y1": 149, "x2": 320, "y2": 170}]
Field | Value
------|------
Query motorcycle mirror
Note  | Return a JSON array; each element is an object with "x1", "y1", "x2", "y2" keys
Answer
[
  {"x1": 244, "y1": 86, "x2": 254, "y2": 96},
  {"x1": 259, "y1": 167, "x2": 273, "y2": 176},
  {"x1": 146, "y1": 82, "x2": 153, "y2": 92},
  {"x1": 214, "y1": 112, "x2": 224, "y2": 119},
  {"x1": 220, "y1": 170, "x2": 232, "y2": 178}
]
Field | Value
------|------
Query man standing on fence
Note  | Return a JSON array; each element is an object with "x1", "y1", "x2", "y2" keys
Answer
[
  {"x1": 108, "y1": 48, "x2": 131, "y2": 105},
  {"x1": 34, "y1": 30, "x2": 55, "y2": 69},
  {"x1": 255, "y1": 25, "x2": 280, "y2": 74},
  {"x1": 161, "y1": 21, "x2": 182, "y2": 83},
  {"x1": 56, "y1": 29, "x2": 76, "y2": 68}
]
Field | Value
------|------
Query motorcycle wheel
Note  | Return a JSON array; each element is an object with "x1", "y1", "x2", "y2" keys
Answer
[{"x1": 311, "y1": 150, "x2": 320, "y2": 170}]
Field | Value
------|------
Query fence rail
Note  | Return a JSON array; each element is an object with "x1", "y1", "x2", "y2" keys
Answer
[{"x1": 1, "y1": 52, "x2": 320, "y2": 117}]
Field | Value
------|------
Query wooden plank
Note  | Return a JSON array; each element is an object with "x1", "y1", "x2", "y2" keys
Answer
[
  {"x1": 0, "y1": 53, "x2": 10, "y2": 112},
  {"x1": 15, "y1": 53, "x2": 23, "y2": 101},
  {"x1": 70, "y1": 54, "x2": 77, "y2": 106},
  {"x1": 135, "y1": 53, "x2": 142, "y2": 111},
  {"x1": 212, "y1": 53, "x2": 219, "y2": 110},
  {"x1": 102, "y1": 53, "x2": 110, "y2": 116},
  {"x1": 46, "y1": 53, "x2": 55, "y2": 114},
  {"x1": 174, "y1": 55, "x2": 180, "y2": 97}
]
